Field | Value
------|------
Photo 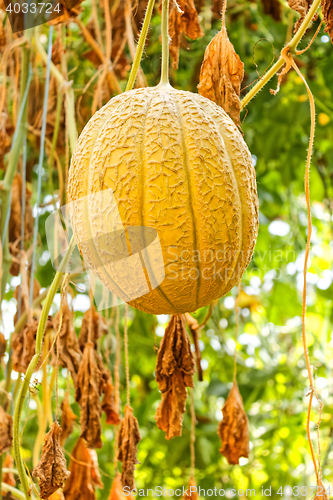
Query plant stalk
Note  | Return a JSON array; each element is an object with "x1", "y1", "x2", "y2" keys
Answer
[
  {"x1": 125, "y1": 0, "x2": 156, "y2": 91},
  {"x1": 159, "y1": 0, "x2": 169, "y2": 85},
  {"x1": 240, "y1": 0, "x2": 321, "y2": 110},
  {"x1": 13, "y1": 236, "x2": 75, "y2": 500}
]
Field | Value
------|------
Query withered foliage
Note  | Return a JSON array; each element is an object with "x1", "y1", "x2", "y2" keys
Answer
[
  {"x1": 14, "y1": 277, "x2": 41, "y2": 325},
  {"x1": 98, "y1": 360, "x2": 120, "y2": 425},
  {"x1": 261, "y1": 0, "x2": 282, "y2": 20},
  {"x1": 8, "y1": 174, "x2": 33, "y2": 276},
  {"x1": 63, "y1": 437, "x2": 103, "y2": 500},
  {"x1": 53, "y1": 300, "x2": 82, "y2": 384},
  {"x1": 182, "y1": 477, "x2": 199, "y2": 499},
  {"x1": 33, "y1": 422, "x2": 70, "y2": 499},
  {"x1": 60, "y1": 392, "x2": 77, "y2": 446},
  {"x1": 118, "y1": 405, "x2": 141, "y2": 490},
  {"x1": 48, "y1": 0, "x2": 84, "y2": 25},
  {"x1": 12, "y1": 319, "x2": 39, "y2": 373},
  {"x1": 198, "y1": 21, "x2": 244, "y2": 126},
  {"x1": 185, "y1": 313, "x2": 203, "y2": 381},
  {"x1": 218, "y1": 382, "x2": 249, "y2": 465},
  {"x1": 108, "y1": 473, "x2": 135, "y2": 500},
  {"x1": 0, "y1": 113, "x2": 13, "y2": 170},
  {"x1": 78, "y1": 306, "x2": 108, "y2": 351},
  {"x1": 155, "y1": 314, "x2": 195, "y2": 440},
  {"x1": 75, "y1": 342, "x2": 103, "y2": 448},
  {"x1": 0, "y1": 407, "x2": 13, "y2": 454},
  {"x1": 0, "y1": 332, "x2": 6, "y2": 358},
  {"x1": 322, "y1": 0, "x2": 333, "y2": 41},
  {"x1": 167, "y1": 0, "x2": 203, "y2": 69},
  {"x1": 313, "y1": 480, "x2": 329, "y2": 500},
  {"x1": 2, "y1": 454, "x2": 16, "y2": 488},
  {"x1": 287, "y1": 0, "x2": 312, "y2": 32}
]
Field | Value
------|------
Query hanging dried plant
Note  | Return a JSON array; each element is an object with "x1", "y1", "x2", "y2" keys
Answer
[
  {"x1": 261, "y1": 0, "x2": 282, "y2": 21},
  {"x1": 167, "y1": 0, "x2": 203, "y2": 68},
  {"x1": 75, "y1": 341, "x2": 103, "y2": 448},
  {"x1": 198, "y1": 7, "x2": 244, "y2": 126},
  {"x1": 108, "y1": 473, "x2": 135, "y2": 500},
  {"x1": 14, "y1": 277, "x2": 41, "y2": 325},
  {"x1": 185, "y1": 313, "x2": 203, "y2": 381},
  {"x1": 53, "y1": 299, "x2": 82, "y2": 384},
  {"x1": 321, "y1": 0, "x2": 333, "y2": 41},
  {"x1": 12, "y1": 319, "x2": 39, "y2": 373},
  {"x1": 0, "y1": 332, "x2": 6, "y2": 358},
  {"x1": 218, "y1": 381, "x2": 249, "y2": 465},
  {"x1": 63, "y1": 437, "x2": 103, "y2": 500},
  {"x1": 8, "y1": 174, "x2": 33, "y2": 276},
  {"x1": 182, "y1": 477, "x2": 199, "y2": 499},
  {"x1": 78, "y1": 306, "x2": 108, "y2": 351},
  {"x1": 118, "y1": 405, "x2": 141, "y2": 490},
  {"x1": 0, "y1": 408, "x2": 13, "y2": 454},
  {"x1": 98, "y1": 360, "x2": 120, "y2": 425},
  {"x1": 155, "y1": 314, "x2": 195, "y2": 440},
  {"x1": 287, "y1": 0, "x2": 312, "y2": 32},
  {"x1": 313, "y1": 479, "x2": 329, "y2": 500},
  {"x1": 32, "y1": 422, "x2": 70, "y2": 499},
  {"x1": 60, "y1": 392, "x2": 77, "y2": 446}
]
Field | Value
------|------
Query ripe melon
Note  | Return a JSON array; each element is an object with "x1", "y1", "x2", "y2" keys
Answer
[{"x1": 67, "y1": 83, "x2": 259, "y2": 315}]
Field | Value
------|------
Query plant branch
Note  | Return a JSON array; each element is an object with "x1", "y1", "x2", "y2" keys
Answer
[{"x1": 240, "y1": 0, "x2": 321, "y2": 110}]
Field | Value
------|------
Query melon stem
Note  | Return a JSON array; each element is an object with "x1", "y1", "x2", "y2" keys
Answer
[{"x1": 160, "y1": 0, "x2": 170, "y2": 85}]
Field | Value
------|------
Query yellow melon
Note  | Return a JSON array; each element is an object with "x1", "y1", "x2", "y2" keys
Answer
[{"x1": 67, "y1": 83, "x2": 258, "y2": 315}]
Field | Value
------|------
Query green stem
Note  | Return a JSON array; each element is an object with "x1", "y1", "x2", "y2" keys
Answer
[
  {"x1": 240, "y1": 0, "x2": 321, "y2": 110},
  {"x1": 13, "y1": 236, "x2": 75, "y2": 500},
  {"x1": 159, "y1": 0, "x2": 169, "y2": 86},
  {"x1": 126, "y1": 0, "x2": 156, "y2": 91}
]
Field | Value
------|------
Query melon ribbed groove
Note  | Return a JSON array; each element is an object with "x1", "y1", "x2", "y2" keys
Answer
[{"x1": 173, "y1": 91, "x2": 201, "y2": 310}]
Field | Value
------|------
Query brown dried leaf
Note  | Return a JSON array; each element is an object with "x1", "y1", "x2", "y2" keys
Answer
[
  {"x1": 8, "y1": 174, "x2": 33, "y2": 276},
  {"x1": 48, "y1": 0, "x2": 83, "y2": 25},
  {"x1": 108, "y1": 473, "x2": 136, "y2": 500},
  {"x1": 63, "y1": 437, "x2": 103, "y2": 500},
  {"x1": 313, "y1": 479, "x2": 329, "y2": 500},
  {"x1": 0, "y1": 332, "x2": 6, "y2": 358},
  {"x1": 168, "y1": 0, "x2": 203, "y2": 68},
  {"x1": 99, "y1": 364, "x2": 120, "y2": 425},
  {"x1": 287, "y1": 0, "x2": 312, "y2": 32},
  {"x1": 60, "y1": 392, "x2": 77, "y2": 446},
  {"x1": 118, "y1": 405, "x2": 141, "y2": 490},
  {"x1": 2, "y1": 454, "x2": 16, "y2": 489},
  {"x1": 78, "y1": 306, "x2": 108, "y2": 351},
  {"x1": 218, "y1": 381, "x2": 249, "y2": 465},
  {"x1": 33, "y1": 421, "x2": 70, "y2": 499},
  {"x1": 185, "y1": 313, "x2": 203, "y2": 381},
  {"x1": 75, "y1": 342, "x2": 103, "y2": 448},
  {"x1": 0, "y1": 408, "x2": 13, "y2": 454},
  {"x1": 261, "y1": 0, "x2": 282, "y2": 20},
  {"x1": 53, "y1": 300, "x2": 82, "y2": 384},
  {"x1": 155, "y1": 314, "x2": 195, "y2": 440},
  {"x1": 182, "y1": 477, "x2": 199, "y2": 499},
  {"x1": 198, "y1": 25, "x2": 244, "y2": 126},
  {"x1": 12, "y1": 319, "x2": 38, "y2": 373},
  {"x1": 14, "y1": 277, "x2": 41, "y2": 325},
  {"x1": 322, "y1": 0, "x2": 333, "y2": 41}
]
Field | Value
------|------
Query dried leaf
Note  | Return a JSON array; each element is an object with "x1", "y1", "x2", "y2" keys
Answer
[
  {"x1": 185, "y1": 313, "x2": 203, "y2": 381},
  {"x1": 118, "y1": 405, "x2": 141, "y2": 490},
  {"x1": 0, "y1": 332, "x2": 6, "y2": 358},
  {"x1": 2, "y1": 454, "x2": 16, "y2": 489},
  {"x1": 99, "y1": 364, "x2": 120, "y2": 425},
  {"x1": 108, "y1": 473, "x2": 135, "y2": 500},
  {"x1": 287, "y1": 0, "x2": 312, "y2": 32},
  {"x1": 48, "y1": 0, "x2": 84, "y2": 25},
  {"x1": 182, "y1": 477, "x2": 199, "y2": 499},
  {"x1": 14, "y1": 277, "x2": 41, "y2": 325},
  {"x1": 8, "y1": 174, "x2": 33, "y2": 276},
  {"x1": 198, "y1": 24, "x2": 244, "y2": 126},
  {"x1": 167, "y1": 0, "x2": 203, "y2": 68},
  {"x1": 63, "y1": 437, "x2": 103, "y2": 500},
  {"x1": 322, "y1": 0, "x2": 333, "y2": 41},
  {"x1": 75, "y1": 342, "x2": 103, "y2": 448},
  {"x1": 313, "y1": 479, "x2": 329, "y2": 500},
  {"x1": 218, "y1": 382, "x2": 249, "y2": 465},
  {"x1": 155, "y1": 314, "x2": 195, "y2": 440},
  {"x1": 33, "y1": 421, "x2": 70, "y2": 499},
  {"x1": 0, "y1": 408, "x2": 12, "y2": 454},
  {"x1": 12, "y1": 319, "x2": 38, "y2": 373},
  {"x1": 261, "y1": 0, "x2": 282, "y2": 20},
  {"x1": 78, "y1": 306, "x2": 108, "y2": 351},
  {"x1": 60, "y1": 392, "x2": 77, "y2": 446},
  {"x1": 53, "y1": 300, "x2": 82, "y2": 384}
]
